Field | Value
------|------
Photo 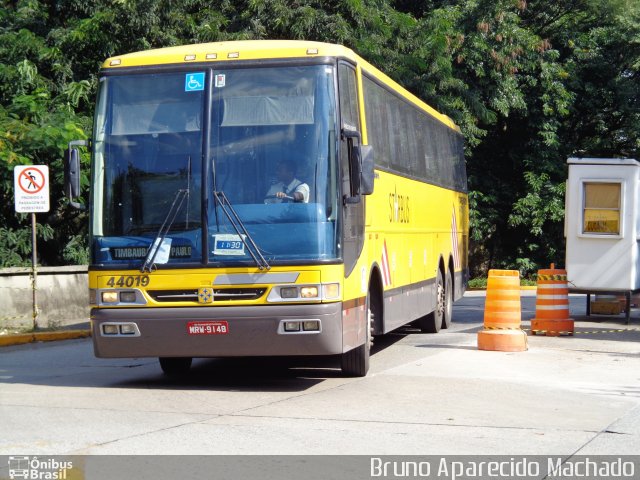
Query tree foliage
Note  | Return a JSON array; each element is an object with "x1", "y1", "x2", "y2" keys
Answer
[{"x1": 1, "y1": 0, "x2": 638, "y2": 275}]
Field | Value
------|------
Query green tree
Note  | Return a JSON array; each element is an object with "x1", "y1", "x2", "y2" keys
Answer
[
  {"x1": 0, "y1": 6, "x2": 91, "y2": 267},
  {"x1": 0, "y1": 0, "x2": 638, "y2": 276}
]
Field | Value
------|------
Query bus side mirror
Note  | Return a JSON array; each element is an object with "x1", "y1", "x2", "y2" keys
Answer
[
  {"x1": 347, "y1": 144, "x2": 374, "y2": 200},
  {"x1": 64, "y1": 140, "x2": 88, "y2": 209},
  {"x1": 342, "y1": 128, "x2": 375, "y2": 204},
  {"x1": 359, "y1": 145, "x2": 374, "y2": 195}
]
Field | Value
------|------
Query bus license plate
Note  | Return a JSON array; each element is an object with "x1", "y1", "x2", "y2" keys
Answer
[{"x1": 187, "y1": 321, "x2": 229, "y2": 335}]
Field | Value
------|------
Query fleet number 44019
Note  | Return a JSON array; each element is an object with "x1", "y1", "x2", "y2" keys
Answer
[{"x1": 105, "y1": 276, "x2": 150, "y2": 288}]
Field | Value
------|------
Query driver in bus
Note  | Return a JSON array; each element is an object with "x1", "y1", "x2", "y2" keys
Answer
[{"x1": 264, "y1": 159, "x2": 310, "y2": 203}]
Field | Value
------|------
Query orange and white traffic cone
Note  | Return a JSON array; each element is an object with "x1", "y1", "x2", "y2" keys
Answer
[
  {"x1": 531, "y1": 263, "x2": 574, "y2": 336},
  {"x1": 477, "y1": 269, "x2": 528, "y2": 351}
]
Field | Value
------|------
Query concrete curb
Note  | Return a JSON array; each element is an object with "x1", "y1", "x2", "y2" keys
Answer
[{"x1": 0, "y1": 329, "x2": 91, "y2": 347}]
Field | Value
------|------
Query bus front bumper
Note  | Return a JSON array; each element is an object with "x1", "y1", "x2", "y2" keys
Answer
[{"x1": 91, "y1": 303, "x2": 343, "y2": 358}]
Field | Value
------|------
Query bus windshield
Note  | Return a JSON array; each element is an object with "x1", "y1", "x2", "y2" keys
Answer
[
  {"x1": 90, "y1": 65, "x2": 340, "y2": 267},
  {"x1": 208, "y1": 65, "x2": 339, "y2": 265}
]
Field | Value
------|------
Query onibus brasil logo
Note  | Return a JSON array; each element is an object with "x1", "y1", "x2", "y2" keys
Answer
[{"x1": 8, "y1": 456, "x2": 73, "y2": 479}]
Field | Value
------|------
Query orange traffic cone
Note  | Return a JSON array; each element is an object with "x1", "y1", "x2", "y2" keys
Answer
[
  {"x1": 477, "y1": 269, "x2": 528, "y2": 351},
  {"x1": 531, "y1": 263, "x2": 574, "y2": 336}
]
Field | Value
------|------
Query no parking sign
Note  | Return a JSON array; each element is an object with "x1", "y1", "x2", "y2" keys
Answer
[{"x1": 14, "y1": 165, "x2": 50, "y2": 213}]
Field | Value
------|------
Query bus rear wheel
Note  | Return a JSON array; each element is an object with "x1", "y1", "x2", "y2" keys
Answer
[
  {"x1": 159, "y1": 357, "x2": 192, "y2": 376},
  {"x1": 341, "y1": 295, "x2": 372, "y2": 377},
  {"x1": 419, "y1": 269, "x2": 444, "y2": 333}
]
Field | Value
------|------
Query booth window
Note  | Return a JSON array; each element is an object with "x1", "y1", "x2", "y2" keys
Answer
[{"x1": 582, "y1": 182, "x2": 621, "y2": 235}]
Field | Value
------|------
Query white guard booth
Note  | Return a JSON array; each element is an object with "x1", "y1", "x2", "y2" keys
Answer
[{"x1": 565, "y1": 157, "x2": 640, "y2": 323}]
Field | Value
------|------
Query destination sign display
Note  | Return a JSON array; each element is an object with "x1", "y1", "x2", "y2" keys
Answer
[{"x1": 110, "y1": 245, "x2": 192, "y2": 260}]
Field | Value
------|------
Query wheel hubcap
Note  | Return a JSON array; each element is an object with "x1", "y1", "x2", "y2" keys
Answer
[
  {"x1": 367, "y1": 308, "x2": 374, "y2": 349},
  {"x1": 437, "y1": 282, "x2": 445, "y2": 315}
]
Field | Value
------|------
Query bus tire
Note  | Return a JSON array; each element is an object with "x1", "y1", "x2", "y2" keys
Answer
[
  {"x1": 419, "y1": 269, "x2": 444, "y2": 333},
  {"x1": 442, "y1": 271, "x2": 453, "y2": 329},
  {"x1": 341, "y1": 295, "x2": 372, "y2": 377},
  {"x1": 159, "y1": 357, "x2": 192, "y2": 376}
]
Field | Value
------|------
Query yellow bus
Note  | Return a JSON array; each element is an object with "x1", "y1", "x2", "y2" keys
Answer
[{"x1": 65, "y1": 40, "x2": 468, "y2": 377}]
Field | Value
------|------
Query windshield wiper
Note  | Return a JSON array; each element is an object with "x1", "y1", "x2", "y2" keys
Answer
[
  {"x1": 140, "y1": 189, "x2": 188, "y2": 273},
  {"x1": 213, "y1": 190, "x2": 270, "y2": 270}
]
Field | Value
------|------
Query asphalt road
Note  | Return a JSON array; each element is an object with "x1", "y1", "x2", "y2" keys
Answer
[{"x1": 1, "y1": 292, "x2": 639, "y2": 456}]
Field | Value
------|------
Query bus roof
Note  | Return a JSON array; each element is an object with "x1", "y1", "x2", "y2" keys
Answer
[{"x1": 103, "y1": 40, "x2": 459, "y2": 132}]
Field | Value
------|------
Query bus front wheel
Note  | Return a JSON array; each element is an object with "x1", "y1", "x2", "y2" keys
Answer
[
  {"x1": 341, "y1": 295, "x2": 372, "y2": 377},
  {"x1": 159, "y1": 357, "x2": 192, "y2": 376}
]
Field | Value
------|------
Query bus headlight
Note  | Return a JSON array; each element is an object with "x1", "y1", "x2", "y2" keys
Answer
[
  {"x1": 284, "y1": 321, "x2": 301, "y2": 332},
  {"x1": 102, "y1": 324, "x2": 119, "y2": 335},
  {"x1": 98, "y1": 289, "x2": 147, "y2": 306},
  {"x1": 278, "y1": 319, "x2": 322, "y2": 334},
  {"x1": 267, "y1": 283, "x2": 341, "y2": 302},
  {"x1": 303, "y1": 320, "x2": 320, "y2": 331},
  {"x1": 119, "y1": 291, "x2": 137, "y2": 303},
  {"x1": 119, "y1": 324, "x2": 138, "y2": 335},
  {"x1": 300, "y1": 286, "x2": 318, "y2": 298},
  {"x1": 280, "y1": 287, "x2": 299, "y2": 299},
  {"x1": 101, "y1": 291, "x2": 119, "y2": 303},
  {"x1": 101, "y1": 322, "x2": 140, "y2": 337},
  {"x1": 323, "y1": 283, "x2": 340, "y2": 300}
]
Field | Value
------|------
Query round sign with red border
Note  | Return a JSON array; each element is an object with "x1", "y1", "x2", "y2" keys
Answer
[
  {"x1": 17, "y1": 167, "x2": 46, "y2": 194},
  {"x1": 14, "y1": 165, "x2": 50, "y2": 213}
]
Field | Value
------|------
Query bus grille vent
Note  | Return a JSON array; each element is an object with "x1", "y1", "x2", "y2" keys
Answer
[{"x1": 147, "y1": 288, "x2": 267, "y2": 303}]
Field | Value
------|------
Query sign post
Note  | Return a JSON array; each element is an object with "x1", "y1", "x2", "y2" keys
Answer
[{"x1": 14, "y1": 165, "x2": 50, "y2": 330}]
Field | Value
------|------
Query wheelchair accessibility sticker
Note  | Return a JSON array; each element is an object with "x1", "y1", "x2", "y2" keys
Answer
[{"x1": 185, "y1": 72, "x2": 205, "y2": 92}]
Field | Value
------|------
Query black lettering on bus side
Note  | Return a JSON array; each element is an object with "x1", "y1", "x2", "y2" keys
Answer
[
  {"x1": 388, "y1": 191, "x2": 411, "y2": 223},
  {"x1": 389, "y1": 193, "x2": 395, "y2": 222}
]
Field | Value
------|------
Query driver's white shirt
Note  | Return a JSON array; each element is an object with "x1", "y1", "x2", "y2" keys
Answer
[{"x1": 265, "y1": 178, "x2": 310, "y2": 203}]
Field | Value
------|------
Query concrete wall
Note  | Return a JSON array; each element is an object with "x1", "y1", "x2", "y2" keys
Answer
[{"x1": 0, "y1": 265, "x2": 89, "y2": 329}]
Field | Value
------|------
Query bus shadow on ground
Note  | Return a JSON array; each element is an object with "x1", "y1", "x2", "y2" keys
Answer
[
  {"x1": 118, "y1": 356, "x2": 344, "y2": 392},
  {"x1": 0, "y1": 327, "x2": 412, "y2": 393},
  {"x1": 114, "y1": 320, "x2": 499, "y2": 389},
  {"x1": 111, "y1": 332, "x2": 409, "y2": 392}
]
